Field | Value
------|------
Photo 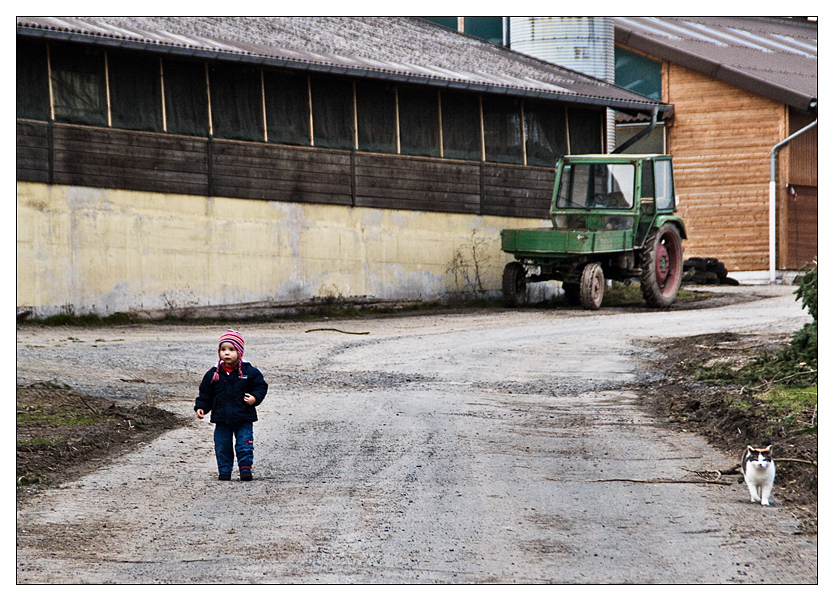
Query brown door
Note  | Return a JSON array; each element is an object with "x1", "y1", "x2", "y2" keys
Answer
[{"x1": 785, "y1": 184, "x2": 817, "y2": 269}]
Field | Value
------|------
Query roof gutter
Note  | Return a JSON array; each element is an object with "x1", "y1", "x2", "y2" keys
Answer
[{"x1": 769, "y1": 118, "x2": 818, "y2": 283}]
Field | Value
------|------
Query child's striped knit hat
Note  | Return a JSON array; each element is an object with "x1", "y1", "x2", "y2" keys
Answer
[{"x1": 212, "y1": 329, "x2": 245, "y2": 382}]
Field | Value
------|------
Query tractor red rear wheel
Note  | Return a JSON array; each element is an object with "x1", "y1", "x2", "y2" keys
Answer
[{"x1": 640, "y1": 224, "x2": 683, "y2": 308}]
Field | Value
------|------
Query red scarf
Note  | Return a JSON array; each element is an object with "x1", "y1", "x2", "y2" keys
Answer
[{"x1": 219, "y1": 361, "x2": 239, "y2": 375}]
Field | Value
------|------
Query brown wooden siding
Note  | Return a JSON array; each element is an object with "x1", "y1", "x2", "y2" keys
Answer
[
  {"x1": 212, "y1": 141, "x2": 352, "y2": 205},
  {"x1": 17, "y1": 119, "x2": 552, "y2": 219},
  {"x1": 666, "y1": 64, "x2": 784, "y2": 272},
  {"x1": 354, "y1": 154, "x2": 481, "y2": 214},
  {"x1": 50, "y1": 124, "x2": 209, "y2": 195},
  {"x1": 482, "y1": 163, "x2": 554, "y2": 218},
  {"x1": 16, "y1": 120, "x2": 50, "y2": 183}
]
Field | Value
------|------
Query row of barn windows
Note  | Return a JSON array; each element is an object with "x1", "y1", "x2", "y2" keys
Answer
[{"x1": 17, "y1": 38, "x2": 603, "y2": 166}]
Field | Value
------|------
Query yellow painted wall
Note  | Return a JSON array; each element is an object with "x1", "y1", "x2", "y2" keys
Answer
[{"x1": 17, "y1": 182, "x2": 550, "y2": 316}]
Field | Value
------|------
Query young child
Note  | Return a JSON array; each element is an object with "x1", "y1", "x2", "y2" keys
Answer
[{"x1": 195, "y1": 330, "x2": 268, "y2": 481}]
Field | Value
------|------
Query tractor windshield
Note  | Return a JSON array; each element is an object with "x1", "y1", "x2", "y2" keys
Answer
[{"x1": 556, "y1": 163, "x2": 635, "y2": 210}]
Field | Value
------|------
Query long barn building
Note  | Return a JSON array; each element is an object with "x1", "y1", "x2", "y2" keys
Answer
[{"x1": 16, "y1": 16, "x2": 670, "y2": 317}]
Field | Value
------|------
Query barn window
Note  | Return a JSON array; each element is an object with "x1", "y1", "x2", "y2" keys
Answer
[
  {"x1": 524, "y1": 103, "x2": 567, "y2": 167},
  {"x1": 17, "y1": 38, "x2": 50, "y2": 120},
  {"x1": 49, "y1": 42, "x2": 107, "y2": 126},
  {"x1": 356, "y1": 80, "x2": 397, "y2": 154},
  {"x1": 311, "y1": 77, "x2": 354, "y2": 150},
  {"x1": 441, "y1": 91, "x2": 481, "y2": 161},
  {"x1": 398, "y1": 87, "x2": 440, "y2": 157},
  {"x1": 463, "y1": 17, "x2": 504, "y2": 45},
  {"x1": 209, "y1": 63, "x2": 264, "y2": 141},
  {"x1": 615, "y1": 47, "x2": 662, "y2": 101},
  {"x1": 108, "y1": 51, "x2": 163, "y2": 132},
  {"x1": 568, "y1": 107, "x2": 602, "y2": 154},
  {"x1": 17, "y1": 38, "x2": 49, "y2": 120},
  {"x1": 263, "y1": 71, "x2": 310, "y2": 146},
  {"x1": 483, "y1": 96, "x2": 523, "y2": 164},
  {"x1": 163, "y1": 58, "x2": 209, "y2": 137}
]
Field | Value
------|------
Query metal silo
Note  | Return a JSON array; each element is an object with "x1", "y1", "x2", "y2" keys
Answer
[{"x1": 510, "y1": 17, "x2": 616, "y2": 151}]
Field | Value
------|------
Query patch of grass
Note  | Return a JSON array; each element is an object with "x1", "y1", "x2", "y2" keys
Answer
[
  {"x1": 723, "y1": 394, "x2": 753, "y2": 410},
  {"x1": 756, "y1": 385, "x2": 817, "y2": 419},
  {"x1": 16, "y1": 391, "x2": 112, "y2": 428},
  {"x1": 17, "y1": 408, "x2": 109, "y2": 428},
  {"x1": 20, "y1": 380, "x2": 72, "y2": 390},
  {"x1": 686, "y1": 347, "x2": 817, "y2": 390},
  {"x1": 27, "y1": 312, "x2": 134, "y2": 327},
  {"x1": 720, "y1": 384, "x2": 817, "y2": 437},
  {"x1": 18, "y1": 437, "x2": 65, "y2": 448},
  {"x1": 602, "y1": 282, "x2": 696, "y2": 307},
  {"x1": 602, "y1": 282, "x2": 644, "y2": 306},
  {"x1": 17, "y1": 472, "x2": 44, "y2": 486}
]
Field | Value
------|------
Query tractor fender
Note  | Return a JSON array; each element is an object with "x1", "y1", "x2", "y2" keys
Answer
[{"x1": 654, "y1": 215, "x2": 687, "y2": 239}]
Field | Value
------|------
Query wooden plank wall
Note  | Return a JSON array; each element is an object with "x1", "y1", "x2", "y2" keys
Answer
[
  {"x1": 482, "y1": 163, "x2": 555, "y2": 218},
  {"x1": 53, "y1": 125, "x2": 209, "y2": 196},
  {"x1": 667, "y1": 64, "x2": 784, "y2": 271},
  {"x1": 212, "y1": 141, "x2": 352, "y2": 205},
  {"x1": 16, "y1": 121, "x2": 50, "y2": 183},
  {"x1": 17, "y1": 120, "x2": 553, "y2": 220},
  {"x1": 354, "y1": 154, "x2": 481, "y2": 214}
]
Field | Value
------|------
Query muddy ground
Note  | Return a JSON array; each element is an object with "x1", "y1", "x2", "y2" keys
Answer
[
  {"x1": 17, "y1": 305, "x2": 817, "y2": 537},
  {"x1": 16, "y1": 386, "x2": 186, "y2": 493}
]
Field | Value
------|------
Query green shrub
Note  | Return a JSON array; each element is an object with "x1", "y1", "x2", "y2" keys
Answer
[
  {"x1": 795, "y1": 260, "x2": 817, "y2": 321},
  {"x1": 789, "y1": 260, "x2": 818, "y2": 367}
]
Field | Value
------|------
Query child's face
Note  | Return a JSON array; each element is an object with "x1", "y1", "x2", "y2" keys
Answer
[{"x1": 219, "y1": 342, "x2": 240, "y2": 366}]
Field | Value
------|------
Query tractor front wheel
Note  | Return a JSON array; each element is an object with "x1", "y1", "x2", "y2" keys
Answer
[
  {"x1": 640, "y1": 223, "x2": 683, "y2": 308},
  {"x1": 579, "y1": 262, "x2": 605, "y2": 310},
  {"x1": 502, "y1": 261, "x2": 527, "y2": 307}
]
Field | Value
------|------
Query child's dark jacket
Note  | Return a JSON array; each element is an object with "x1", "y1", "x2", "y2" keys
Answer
[{"x1": 194, "y1": 362, "x2": 268, "y2": 424}]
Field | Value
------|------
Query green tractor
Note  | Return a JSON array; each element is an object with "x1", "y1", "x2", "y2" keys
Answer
[{"x1": 501, "y1": 153, "x2": 686, "y2": 310}]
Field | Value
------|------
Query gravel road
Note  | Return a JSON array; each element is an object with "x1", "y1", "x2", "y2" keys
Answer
[{"x1": 16, "y1": 286, "x2": 817, "y2": 583}]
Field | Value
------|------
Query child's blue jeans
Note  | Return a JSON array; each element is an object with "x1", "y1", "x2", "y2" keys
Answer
[{"x1": 213, "y1": 421, "x2": 254, "y2": 476}]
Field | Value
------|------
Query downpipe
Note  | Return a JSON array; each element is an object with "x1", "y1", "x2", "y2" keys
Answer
[{"x1": 769, "y1": 118, "x2": 817, "y2": 283}]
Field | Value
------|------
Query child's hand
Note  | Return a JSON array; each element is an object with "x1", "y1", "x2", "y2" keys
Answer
[
  {"x1": 243, "y1": 393, "x2": 257, "y2": 405},
  {"x1": 195, "y1": 408, "x2": 205, "y2": 419}
]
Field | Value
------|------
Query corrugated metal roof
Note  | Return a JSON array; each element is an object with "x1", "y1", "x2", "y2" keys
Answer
[
  {"x1": 614, "y1": 17, "x2": 816, "y2": 111},
  {"x1": 16, "y1": 16, "x2": 671, "y2": 117}
]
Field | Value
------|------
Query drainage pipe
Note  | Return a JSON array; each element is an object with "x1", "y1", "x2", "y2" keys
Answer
[{"x1": 769, "y1": 119, "x2": 817, "y2": 283}]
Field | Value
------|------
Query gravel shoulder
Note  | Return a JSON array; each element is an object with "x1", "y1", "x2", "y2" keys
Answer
[{"x1": 16, "y1": 286, "x2": 817, "y2": 583}]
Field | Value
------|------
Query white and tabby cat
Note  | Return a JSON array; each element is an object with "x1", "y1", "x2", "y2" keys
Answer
[{"x1": 742, "y1": 445, "x2": 775, "y2": 506}]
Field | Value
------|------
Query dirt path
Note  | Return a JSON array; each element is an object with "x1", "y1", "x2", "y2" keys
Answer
[{"x1": 16, "y1": 286, "x2": 816, "y2": 583}]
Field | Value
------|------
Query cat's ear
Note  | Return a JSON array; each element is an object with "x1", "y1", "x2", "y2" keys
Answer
[
  {"x1": 764, "y1": 445, "x2": 772, "y2": 453},
  {"x1": 747, "y1": 445, "x2": 754, "y2": 451}
]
